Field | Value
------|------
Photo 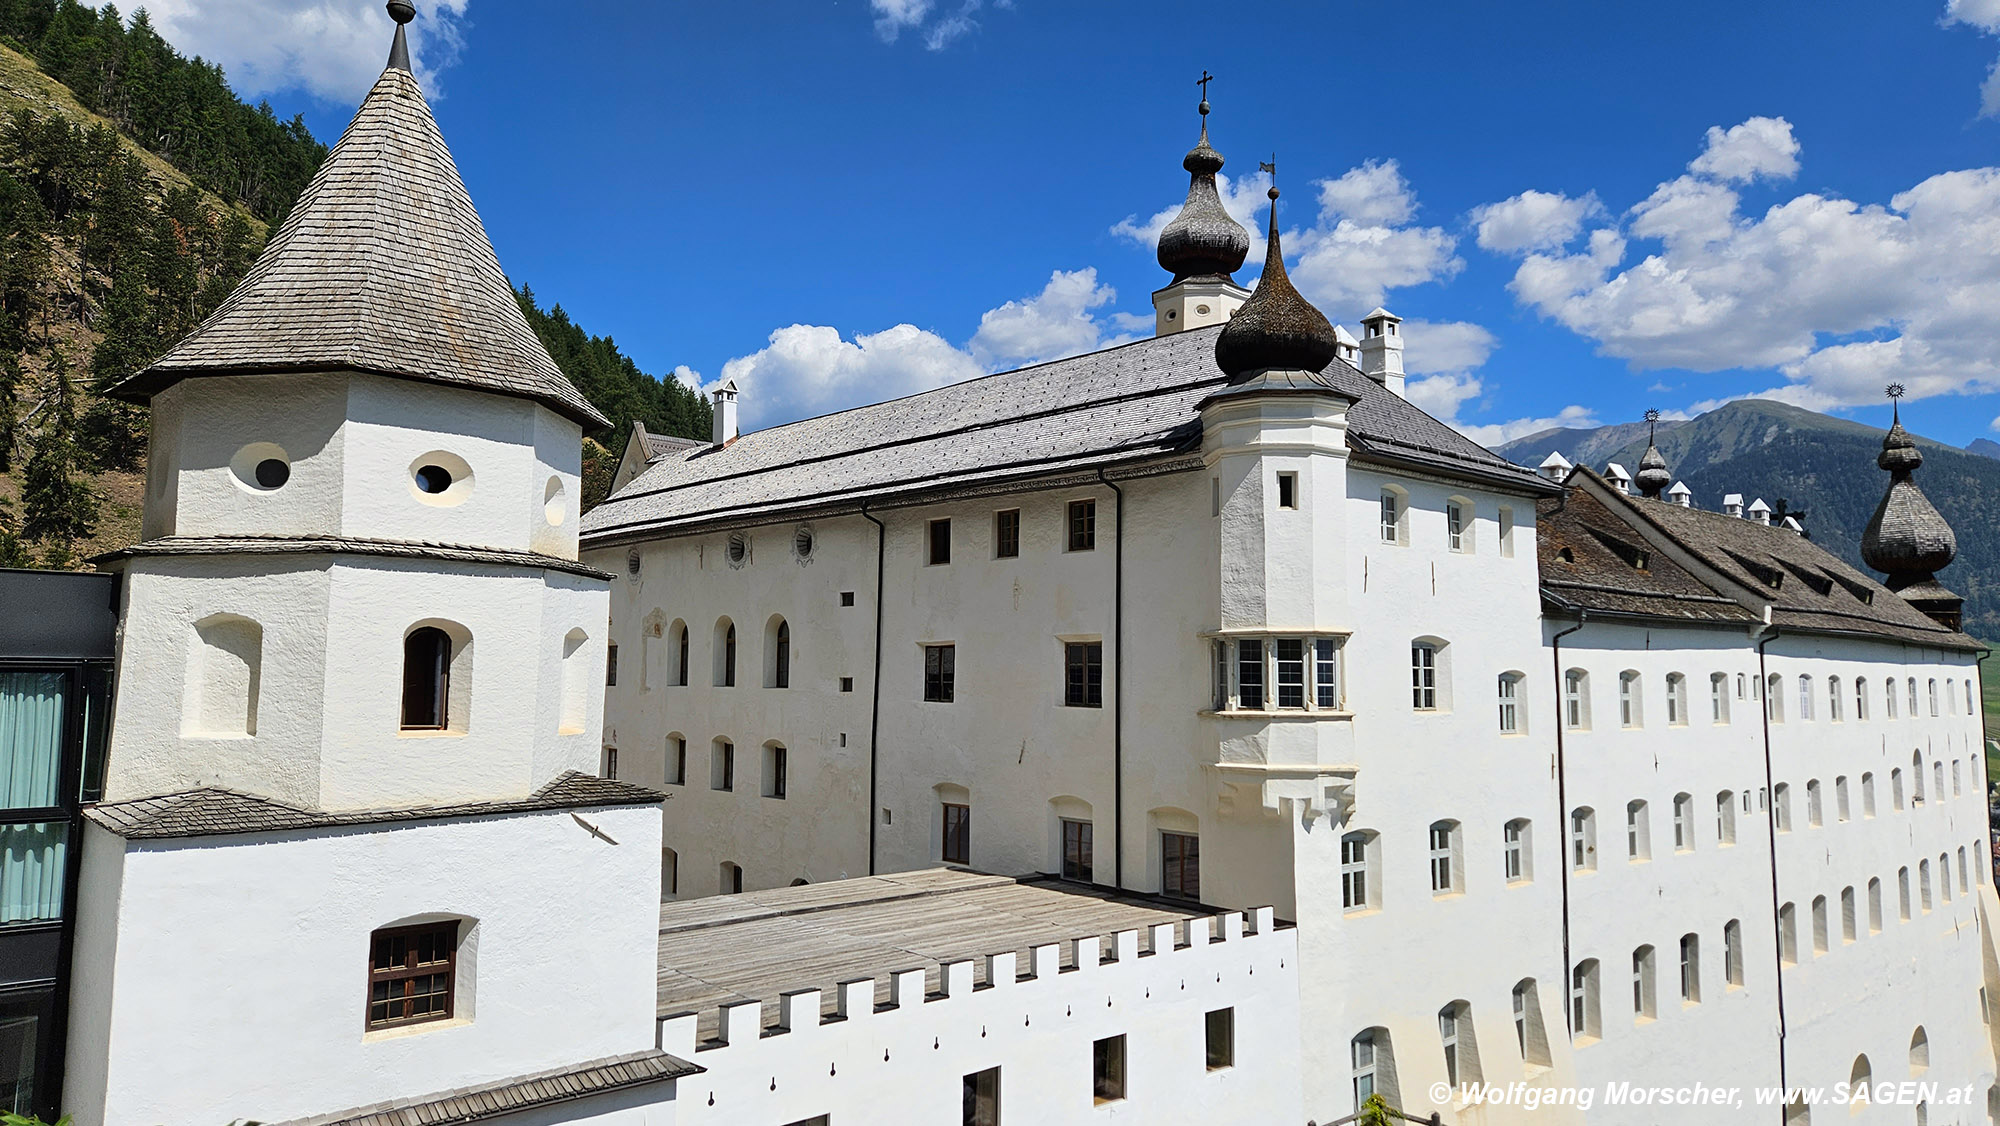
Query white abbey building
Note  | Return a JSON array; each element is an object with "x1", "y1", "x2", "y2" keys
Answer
[
  {"x1": 582, "y1": 81, "x2": 2000, "y2": 1126},
  {"x1": 42, "y1": 9, "x2": 1304, "y2": 1126}
]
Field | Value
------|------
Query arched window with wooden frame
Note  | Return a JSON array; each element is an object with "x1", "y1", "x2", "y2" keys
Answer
[{"x1": 402, "y1": 627, "x2": 453, "y2": 731}]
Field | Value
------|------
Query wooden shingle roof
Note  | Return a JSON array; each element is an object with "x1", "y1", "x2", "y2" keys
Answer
[
  {"x1": 267, "y1": 1050, "x2": 699, "y2": 1126},
  {"x1": 115, "y1": 64, "x2": 607, "y2": 430}
]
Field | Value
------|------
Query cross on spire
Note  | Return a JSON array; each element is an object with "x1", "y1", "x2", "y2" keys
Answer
[{"x1": 1197, "y1": 70, "x2": 1214, "y2": 101}]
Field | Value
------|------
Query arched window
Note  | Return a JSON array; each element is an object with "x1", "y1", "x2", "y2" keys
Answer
[
  {"x1": 402, "y1": 626, "x2": 453, "y2": 730},
  {"x1": 1716, "y1": 791, "x2": 1736, "y2": 845},
  {"x1": 1867, "y1": 878, "x2": 1882, "y2": 933},
  {"x1": 1854, "y1": 677, "x2": 1868, "y2": 720},
  {"x1": 660, "y1": 847, "x2": 678, "y2": 899},
  {"x1": 1570, "y1": 807, "x2": 1596, "y2": 871},
  {"x1": 1438, "y1": 1000, "x2": 1480, "y2": 1087},
  {"x1": 1947, "y1": 680, "x2": 1957, "y2": 715},
  {"x1": 1428, "y1": 820, "x2": 1461, "y2": 895},
  {"x1": 1351, "y1": 1028, "x2": 1398, "y2": 1110},
  {"x1": 672, "y1": 620, "x2": 690, "y2": 686},
  {"x1": 1625, "y1": 800, "x2": 1650, "y2": 861},
  {"x1": 1724, "y1": 919, "x2": 1744, "y2": 986},
  {"x1": 1679, "y1": 933, "x2": 1701, "y2": 1003},
  {"x1": 1631, "y1": 945, "x2": 1656, "y2": 1019},
  {"x1": 1710, "y1": 673, "x2": 1729, "y2": 724},
  {"x1": 1378, "y1": 487, "x2": 1408, "y2": 545},
  {"x1": 1912, "y1": 751, "x2": 1926, "y2": 804},
  {"x1": 1570, "y1": 959, "x2": 1601, "y2": 1040},
  {"x1": 187, "y1": 614, "x2": 263, "y2": 737},
  {"x1": 1840, "y1": 886, "x2": 1856, "y2": 943},
  {"x1": 1502, "y1": 819, "x2": 1532, "y2": 883},
  {"x1": 1665, "y1": 673, "x2": 1688, "y2": 726},
  {"x1": 1564, "y1": 669, "x2": 1590, "y2": 730},
  {"x1": 1497, "y1": 672, "x2": 1525, "y2": 734},
  {"x1": 1798, "y1": 674, "x2": 1814, "y2": 720},
  {"x1": 1766, "y1": 674, "x2": 1784, "y2": 722},
  {"x1": 1886, "y1": 676, "x2": 1898, "y2": 718},
  {"x1": 1910, "y1": 1027, "x2": 1930, "y2": 1073},
  {"x1": 1806, "y1": 779, "x2": 1823, "y2": 827},
  {"x1": 765, "y1": 616, "x2": 791, "y2": 689},
  {"x1": 1828, "y1": 676, "x2": 1842, "y2": 721},
  {"x1": 1811, "y1": 895, "x2": 1829, "y2": 954},
  {"x1": 1849, "y1": 1056, "x2": 1871, "y2": 1116},
  {"x1": 713, "y1": 618, "x2": 736, "y2": 687},
  {"x1": 1966, "y1": 678, "x2": 1976, "y2": 715},
  {"x1": 1907, "y1": 676, "x2": 1918, "y2": 716},
  {"x1": 720, "y1": 861, "x2": 743, "y2": 894},
  {"x1": 1773, "y1": 783, "x2": 1792, "y2": 832},
  {"x1": 1919, "y1": 859, "x2": 1933, "y2": 912},
  {"x1": 1927, "y1": 676, "x2": 1939, "y2": 717},
  {"x1": 1618, "y1": 670, "x2": 1643, "y2": 727},
  {"x1": 366, "y1": 918, "x2": 465, "y2": 1030},
  {"x1": 640, "y1": 612, "x2": 665, "y2": 690},
  {"x1": 1341, "y1": 829, "x2": 1379, "y2": 911},
  {"x1": 1410, "y1": 639, "x2": 1448, "y2": 711},
  {"x1": 1862, "y1": 772, "x2": 1877, "y2": 817},
  {"x1": 1672, "y1": 793, "x2": 1694, "y2": 851},
  {"x1": 1511, "y1": 979, "x2": 1551, "y2": 1067},
  {"x1": 559, "y1": 628, "x2": 590, "y2": 734},
  {"x1": 1778, "y1": 902, "x2": 1797, "y2": 964}
]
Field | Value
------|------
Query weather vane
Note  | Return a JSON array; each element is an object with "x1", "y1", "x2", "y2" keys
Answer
[
  {"x1": 1886, "y1": 382, "x2": 1905, "y2": 423},
  {"x1": 1885, "y1": 383, "x2": 1905, "y2": 399},
  {"x1": 1645, "y1": 407, "x2": 1660, "y2": 441}
]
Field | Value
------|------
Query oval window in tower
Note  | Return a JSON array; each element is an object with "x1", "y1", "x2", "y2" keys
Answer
[
  {"x1": 229, "y1": 442, "x2": 291, "y2": 493},
  {"x1": 407, "y1": 451, "x2": 474, "y2": 506},
  {"x1": 544, "y1": 476, "x2": 566, "y2": 526}
]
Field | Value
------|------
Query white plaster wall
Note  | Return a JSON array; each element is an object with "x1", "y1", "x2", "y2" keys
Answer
[
  {"x1": 104, "y1": 555, "x2": 605, "y2": 809},
  {"x1": 669, "y1": 911, "x2": 1301, "y2": 1126},
  {"x1": 143, "y1": 371, "x2": 581, "y2": 556},
  {"x1": 65, "y1": 804, "x2": 662, "y2": 1126}
]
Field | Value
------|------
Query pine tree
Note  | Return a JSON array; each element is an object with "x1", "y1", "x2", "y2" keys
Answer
[
  {"x1": 0, "y1": 352, "x2": 20, "y2": 474},
  {"x1": 81, "y1": 265, "x2": 152, "y2": 468},
  {"x1": 21, "y1": 348, "x2": 97, "y2": 558},
  {"x1": 0, "y1": 494, "x2": 30, "y2": 569}
]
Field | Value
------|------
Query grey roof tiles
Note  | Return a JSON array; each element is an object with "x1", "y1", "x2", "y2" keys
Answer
[
  {"x1": 114, "y1": 66, "x2": 607, "y2": 430},
  {"x1": 583, "y1": 324, "x2": 1548, "y2": 541},
  {"x1": 94, "y1": 534, "x2": 615, "y2": 580},
  {"x1": 88, "y1": 771, "x2": 663, "y2": 840},
  {"x1": 267, "y1": 1049, "x2": 698, "y2": 1126}
]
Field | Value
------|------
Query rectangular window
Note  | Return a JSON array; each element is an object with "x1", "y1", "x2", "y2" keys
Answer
[
  {"x1": 367, "y1": 922, "x2": 457, "y2": 1030},
  {"x1": 1276, "y1": 472, "x2": 1298, "y2": 510},
  {"x1": 1341, "y1": 833, "x2": 1370, "y2": 909},
  {"x1": 602, "y1": 746, "x2": 618, "y2": 780},
  {"x1": 1161, "y1": 831, "x2": 1200, "y2": 900},
  {"x1": 1379, "y1": 494, "x2": 1398, "y2": 543},
  {"x1": 1092, "y1": 1034, "x2": 1126, "y2": 1104},
  {"x1": 0, "y1": 821, "x2": 68, "y2": 925},
  {"x1": 840, "y1": 591, "x2": 856, "y2": 607},
  {"x1": 1067, "y1": 500, "x2": 1097, "y2": 551},
  {"x1": 1061, "y1": 819, "x2": 1093, "y2": 882},
  {"x1": 1447, "y1": 501, "x2": 1466, "y2": 551},
  {"x1": 1498, "y1": 674, "x2": 1520, "y2": 733},
  {"x1": 963, "y1": 1067, "x2": 1000, "y2": 1126},
  {"x1": 1503, "y1": 821, "x2": 1524, "y2": 881},
  {"x1": 605, "y1": 642, "x2": 618, "y2": 687},
  {"x1": 1213, "y1": 640, "x2": 1230, "y2": 711},
  {"x1": 1064, "y1": 642, "x2": 1103, "y2": 708},
  {"x1": 1429, "y1": 823, "x2": 1454, "y2": 893},
  {"x1": 839, "y1": 676, "x2": 854, "y2": 693},
  {"x1": 924, "y1": 644, "x2": 956, "y2": 703},
  {"x1": 1680, "y1": 935, "x2": 1700, "y2": 1003},
  {"x1": 1499, "y1": 506, "x2": 1515, "y2": 558},
  {"x1": 1315, "y1": 639, "x2": 1340, "y2": 709},
  {"x1": 667, "y1": 737, "x2": 686, "y2": 785},
  {"x1": 1411, "y1": 643, "x2": 1437, "y2": 710},
  {"x1": 994, "y1": 509, "x2": 1020, "y2": 558},
  {"x1": 764, "y1": 745, "x2": 787, "y2": 799},
  {"x1": 1275, "y1": 639, "x2": 1306, "y2": 709},
  {"x1": 1236, "y1": 640, "x2": 1264, "y2": 710},
  {"x1": 1205, "y1": 1007, "x2": 1235, "y2": 1070},
  {"x1": 712, "y1": 742, "x2": 734, "y2": 791},
  {"x1": 928, "y1": 518, "x2": 951, "y2": 565},
  {"x1": 942, "y1": 803, "x2": 971, "y2": 864}
]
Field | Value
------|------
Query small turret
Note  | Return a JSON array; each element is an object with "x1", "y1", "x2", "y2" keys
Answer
[
  {"x1": 1357, "y1": 308, "x2": 1405, "y2": 398},
  {"x1": 1861, "y1": 385, "x2": 1961, "y2": 628},
  {"x1": 1153, "y1": 74, "x2": 1252, "y2": 335},
  {"x1": 711, "y1": 379, "x2": 740, "y2": 445}
]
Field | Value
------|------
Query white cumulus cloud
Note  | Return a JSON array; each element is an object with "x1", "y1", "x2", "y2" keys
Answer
[
  {"x1": 968, "y1": 268, "x2": 1135, "y2": 369},
  {"x1": 1947, "y1": 0, "x2": 2000, "y2": 117},
  {"x1": 1456, "y1": 406, "x2": 1604, "y2": 450},
  {"x1": 1471, "y1": 190, "x2": 1602, "y2": 254},
  {"x1": 1488, "y1": 115, "x2": 2000, "y2": 411},
  {"x1": 145, "y1": 0, "x2": 470, "y2": 104}
]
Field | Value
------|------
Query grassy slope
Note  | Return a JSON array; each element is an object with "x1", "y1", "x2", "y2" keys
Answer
[{"x1": 0, "y1": 41, "x2": 265, "y2": 566}]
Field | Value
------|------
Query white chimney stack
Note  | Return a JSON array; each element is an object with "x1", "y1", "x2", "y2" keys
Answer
[
  {"x1": 1538, "y1": 451, "x2": 1573, "y2": 482},
  {"x1": 1604, "y1": 463, "x2": 1632, "y2": 494},
  {"x1": 711, "y1": 379, "x2": 739, "y2": 446},
  {"x1": 1667, "y1": 481, "x2": 1692, "y2": 508},
  {"x1": 1358, "y1": 307, "x2": 1405, "y2": 398},
  {"x1": 1724, "y1": 493, "x2": 1744, "y2": 518},
  {"x1": 1748, "y1": 498, "x2": 1772, "y2": 526}
]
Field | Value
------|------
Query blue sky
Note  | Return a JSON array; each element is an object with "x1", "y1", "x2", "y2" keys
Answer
[{"x1": 151, "y1": 0, "x2": 2000, "y2": 444}]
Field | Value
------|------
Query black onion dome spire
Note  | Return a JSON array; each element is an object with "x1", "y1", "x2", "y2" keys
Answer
[
  {"x1": 1636, "y1": 409, "x2": 1671, "y2": 498},
  {"x1": 1214, "y1": 186, "x2": 1339, "y2": 379},
  {"x1": 1861, "y1": 386, "x2": 1957, "y2": 587},
  {"x1": 1156, "y1": 95, "x2": 1250, "y2": 282}
]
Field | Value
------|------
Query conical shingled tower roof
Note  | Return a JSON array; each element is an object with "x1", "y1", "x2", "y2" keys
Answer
[{"x1": 115, "y1": 28, "x2": 608, "y2": 430}]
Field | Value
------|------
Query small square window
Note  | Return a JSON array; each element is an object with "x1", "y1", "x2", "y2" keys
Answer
[
  {"x1": 995, "y1": 509, "x2": 1021, "y2": 558},
  {"x1": 928, "y1": 518, "x2": 951, "y2": 565},
  {"x1": 840, "y1": 591, "x2": 855, "y2": 607},
  {"x1": 1092, "y1": 1034, "x2": 1126, "y2": 1103},
  {"x1": 1067, "y1": 500, "x2": 1097, "y2": 551},
  {"x1": 1276, "y1": 472, "x2": 1298, "y2": 510},
  {"x1": 367, "y1": 922, "x2": 457, "y2": 1030},
  {"x1": 839, "y1": 676, "x2": 854, "y2": 693},
  {"x1": 1205, "y1": 1007, "x2": 1235, "y2": 1070}
]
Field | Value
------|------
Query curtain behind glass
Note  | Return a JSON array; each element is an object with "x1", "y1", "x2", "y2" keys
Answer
[
  {"x1": 0, "y1": 673, "x2": 65, "y2": 810},
  {"x1": 0, "y1": 822, "x2": 66, "y2": 924}
]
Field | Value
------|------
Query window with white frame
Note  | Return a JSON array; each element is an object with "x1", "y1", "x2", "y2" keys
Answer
[
  {"x1": 1619, "y1": 671, "x2": 1642, "y2": 728},
  {"x1": 1806, "y1": 779, "x2": 1822, "y2": 827},
  {"x1": 1631, "y1": 946, "x2": 1657, "y2": 1020},
  {"x1": 1716, "y1": 791, "x2": 1736, "y2": 845},
  {"x1": 1828, "y1": 676, "x2": 1842, "y2": 721},
  {"x1": 1798, "y1": 674, "x2": 1813, "y2": 720},
  {"x1": 1570, "y1": 807, "x2": 1597, "y2": 872},
  {"x1": 1412, "y1": 641, "x2": 1440, "y2": 711},
  {"x1": 1666, "y1": 673, "x2": 1688, "y2": 725},
  {"x1": 1446, "y1": 499, "x2": 1470, "y2": 552},
  {"x1": 1626, "y1": 800, "x2": 1650, "y2": 861},
  {"x1": 1724, "y1": 919, "x2": 1744, "y2": 987},
  {"x1": 1351, "y1": 1029, "x2": 1394, "y2": 1110},
  {"x1": 1672, "y1": 793, "x2": 1694, "y2": 852},
  {"x1": 1710, "y1": 673, "x2": 1729, "y2": 724},
  {"x1": 1438, "y1": 1001, "x2": 1479, "y2": 1088},
  {"x1": 1835, "y1": 775, "x2": 1850, "y2": 822},
  {"x1": 1564, "y1": 669, "x2": 1589, "y2": 730},
  {"x1": 1766, "y1": 674, "x2": 1784, "y2": 722},
  {"x1": 1379, "y1": 491, "x2": 1403, "y2": 544},
  {"x1": 1773, "y1": 783, "x2": 1792, "y2": 832},
  {"x1": 1855, "y1": 677, "x2": 1868, "y2": 720},
  {"x1": 1570, "y1": 960, "x2": 1601, "y2": 1040},
  {"x1": 1886, "y1": 677, "x2": 1898, "y2": 718},
  {"x1": 1840, "y1": 886, "x2": 1856, "y2": 943},
  {"x1": 1908, "y1": 676, "x2": 1918, "y2": 716},
  {"x1": 1680, "y1": 934, "x2": 1701, "y2": 1003},
  {"x1": 1429, "y1": 820, "x2": 1460, "y2": 894},
  {"x1": 1498, "y1": 672, "x2": 1525, "y2": 734},
  {"x1": 1503, "y1": 819, "x2": 1531, "y2": 883},
  {"x1": 1341, "y1": 831, "x2": 1377, "y2": 911},
  {"x1": 1211, "y1": 635, "x2": 1344, "y2": 712}
]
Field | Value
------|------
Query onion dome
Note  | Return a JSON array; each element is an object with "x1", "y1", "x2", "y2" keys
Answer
[
  {"x1": 1214, "y1": 186, "x2": 1339, "y2": 380},
  {"x1": 1635, "y1": 409, "x2": 1671, "y2": 498},
  {"x1": 1861, "y1": 390, "x2": 1956, "y2": 587},
  {"x1": 1156, "y1": 99, "x2": 1250, "y2": 283}
]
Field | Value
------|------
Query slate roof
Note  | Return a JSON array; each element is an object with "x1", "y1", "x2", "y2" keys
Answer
[
  {"x1": 1540, "y1": 468, "x2": 1978, "y2": 649},
  {"x1": 645, "y1": 432, "x2": 705, "y2": 460},
  {"x1": 87, "y1": 771, "x2": 663, "y2": 840},
  {"x1": 583, "y1": 324, "x2": 1550, "y2": 541},
  {"x1": 652, "y1": 868, "x2": 1228, "y2": 1040},
  {"x1": 94, "y1": 534, "x2": 613, "y2": 581},
  {"x1": 112, "y1": 65, "x2": 607, "y2": 430},
  {"x1": 268, "y1": 1050, "x2": 699, "y2": 1126}
]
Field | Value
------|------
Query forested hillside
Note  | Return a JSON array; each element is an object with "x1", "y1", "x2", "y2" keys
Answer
[{"x1": 0, "y1": 5, "x2": 707, "y2": 566}]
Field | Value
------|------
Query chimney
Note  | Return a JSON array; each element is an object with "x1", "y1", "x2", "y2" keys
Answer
[
  {"x1": 1357, "y1": 307, "x2": 1405, "y2": 397},
  {"x1": 711, "y1": 379, "x2": 739, "y2": 445},
  {"x1": 1334, "y1": 324, "x2": 1360, "y2": 367},
  {"x1": 1538, "y1": 451, "x2": 1573, "y2": 482},
  {"x1": 1667, "y1": 481, "x2": 1692, "y2": 508},
  {"x1": 1748, "y1": 498, "x2": 1772, "y2": 526},
  {"x1": 1603, "y1": 463, "x2": 1632, "y2": 494},
  {"x1": 1723, "y1": 493, "x2": 1744, "y2": 518},
  {"x1": 1781, "y1": 516, "x2": 1804, "y2": 535}
]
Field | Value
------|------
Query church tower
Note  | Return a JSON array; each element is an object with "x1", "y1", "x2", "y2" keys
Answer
[
  {"x1": 1860, "y1": 386, "x2": 1962, "y2": 628},
  {"x1": 101, "y1": 0, "x2": 614, "y2": 810},
  {"x1": 1152, "y1": 77, "x2": 1252, "y2": 335}
]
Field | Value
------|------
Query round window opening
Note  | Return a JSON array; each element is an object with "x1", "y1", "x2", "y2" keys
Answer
[
  {"x1": 726, "y1": 532, "x2": 749, "y2": 564},
  {"x1": 1196, "y1": 304, "x2": 1212, "y2": 315},
  {"x1": 1165, "y1": 309, "x2": 1178, "y2": 321},
  {"x1": 794, "y1": 526, "x2": 815, "y2": 559},
  {"x1": 414, "y1": 464, "x2": 454, "y2": 494},
  {"x1": 255, "y1": 459, "x2": 290, "y2": 489}
]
